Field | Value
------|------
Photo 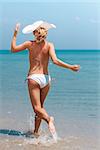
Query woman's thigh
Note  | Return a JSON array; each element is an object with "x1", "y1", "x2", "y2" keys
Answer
[
  {"x1": 40, "y1": 83, "x2": 50, "y2": 107},
  {"x1": 27, "y1": 79, "x2": 41, "y2": 108}
]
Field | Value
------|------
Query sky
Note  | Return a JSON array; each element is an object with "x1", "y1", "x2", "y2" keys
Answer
[{"x1": 0, "y1": 0, "x2": 100, "y2": 50}]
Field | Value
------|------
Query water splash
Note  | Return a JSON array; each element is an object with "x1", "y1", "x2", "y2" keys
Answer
[
  {"x1": 29, "y1": 113, "x2": 34, "y2": 131},
  {"x1": 25, "y1": 113, "x2": 59, "y2": 146},
  {"x1": 51, "y1": 131, "x2": 58, "y2": 142},
  {"x1": 23, "y1": 132, "x2": 60, "y2": 146}
]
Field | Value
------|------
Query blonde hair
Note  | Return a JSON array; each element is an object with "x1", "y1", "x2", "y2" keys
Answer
[{"x1": 34, "y1": 27, "x2": 47, "y2": 43}]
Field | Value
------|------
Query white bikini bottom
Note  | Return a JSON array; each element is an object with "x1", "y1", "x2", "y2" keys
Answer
[{"x1": 26, "y1": 74, "x2": 51, "y2": 89}]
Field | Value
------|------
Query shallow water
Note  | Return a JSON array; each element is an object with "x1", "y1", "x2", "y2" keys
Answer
[{"x1": 0, "y1": 133, "x2": 99, "y2": 150}]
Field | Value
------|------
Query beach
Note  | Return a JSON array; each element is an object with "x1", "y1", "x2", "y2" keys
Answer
[{"x1": 0, "y1": 50, "x2": 100, "y2": 150}]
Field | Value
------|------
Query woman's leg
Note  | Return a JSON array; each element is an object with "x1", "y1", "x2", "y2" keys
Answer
[
  {"x1": 28, "y1": 79, "x2": 50, "y2": 124},
  {"x1": 34, "y1": 83, "x2": 50, "y2": 133},
  {"x1": 34, "y1": 83, "x2": 56, "y2": 135},
  {"x1": 28, "y1": 79, "x2": 56, "y2": 135}
]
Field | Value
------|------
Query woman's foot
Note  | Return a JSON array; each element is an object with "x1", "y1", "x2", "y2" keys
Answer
[
  {"x1": 48, "y1": 116, "x2": 56, "y2": 134},
  {"x1": 33, "y1": 131, "x2": 41, "y2": 138},
  {"x1": 29, "y1": 130, "x2": 41, "y2": 138},
  {"x1": 48, "y1": 116, "x2": 58, "y2": 141}
]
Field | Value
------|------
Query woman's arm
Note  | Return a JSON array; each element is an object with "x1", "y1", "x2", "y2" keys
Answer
[
  {"x1": 49, "y1": 43, "x2": 80, "y2": 72},
  {"x1": 11, "y1": 23, "x2": 30, "y2": 53}
]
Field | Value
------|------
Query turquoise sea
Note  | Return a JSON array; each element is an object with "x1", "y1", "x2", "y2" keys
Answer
[{"x1": 0, "y1": 50, "x2": 100, "y2": 150}]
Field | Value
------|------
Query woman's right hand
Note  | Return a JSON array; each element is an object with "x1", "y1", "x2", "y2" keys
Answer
[
  {"x1": 13, "y1": 23, "x2": 20, "y2": 36},
  {"x1": 15, "y1": 23, "x2": 20, "y2": 32}
]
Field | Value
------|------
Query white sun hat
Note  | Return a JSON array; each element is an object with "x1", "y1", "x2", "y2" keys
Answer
[{"x1": 22, "y1": 20, "x2": 56, "y2": 34}]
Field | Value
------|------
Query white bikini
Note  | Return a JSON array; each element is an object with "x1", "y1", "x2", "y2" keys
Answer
[{"x1": 26, "y1": 74, "x2": 51, "y2": 88}]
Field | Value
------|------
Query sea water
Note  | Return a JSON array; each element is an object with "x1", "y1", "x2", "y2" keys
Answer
[{"x1": 0, "y1": 50, "x2": 100, "y2": 149}]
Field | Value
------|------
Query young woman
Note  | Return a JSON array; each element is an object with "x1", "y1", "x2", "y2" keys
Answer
[{"x1": 11, "y1": 20, "x2": 80, "y2": 137}]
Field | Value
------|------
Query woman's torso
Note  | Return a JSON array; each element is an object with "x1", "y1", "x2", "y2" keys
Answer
[{"x1": 28, "y1": 40, "x2": 50, "y2": 76}]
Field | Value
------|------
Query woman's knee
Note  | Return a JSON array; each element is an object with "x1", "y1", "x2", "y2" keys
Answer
[{"x1": 34, "y1": 105, "x2": 41, "y2": 113}]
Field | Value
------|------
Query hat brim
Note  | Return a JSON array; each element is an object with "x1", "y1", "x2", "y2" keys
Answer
[{"x1": 22, "y1": 21, "x2": 56, "y2": 34}]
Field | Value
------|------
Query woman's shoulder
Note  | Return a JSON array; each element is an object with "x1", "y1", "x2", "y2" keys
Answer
[
  {"x1": 25, "y1": 40, "x2": 36, "y2": 48},
  {"x1": 46, "y1": 41, "x2": 54, "y2": 47}
]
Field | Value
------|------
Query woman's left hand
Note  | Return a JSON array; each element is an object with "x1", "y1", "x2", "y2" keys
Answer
[{"x1": 70, "y1": 65, "x2": 80, "y2": 72}]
